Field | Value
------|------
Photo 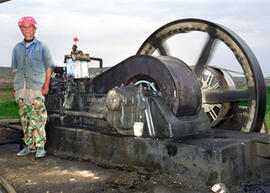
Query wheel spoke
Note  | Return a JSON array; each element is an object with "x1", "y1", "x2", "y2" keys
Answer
[
  {"x1": 202, "y1": 88, "x2": 249, "y2": 104},
  {"x1": 206, "y1": 74, "x2": 215, "y2": 86},
  {"x1": 150, "y1": 38, "x2": 170, "y2": 56},
  {"x1": 137, "y1": 18, "x2": 266, "y2": 132},
  {"x1": 194, "y1": 36, "x2": 217, "y2": 79},
  {"x1": 211, "y1": 82, "x2": 220, "y2": 89},
  {"x1": 157, "y1": 42, "x2": 169, "y2": 56},
  {"x1": 209, "y1": 106, "x2": 218, "y2": 120}
]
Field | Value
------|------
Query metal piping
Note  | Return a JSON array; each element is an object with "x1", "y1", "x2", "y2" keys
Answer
[
  {"x1": 90, "y1": 57, "x2": 103, "y2": 69},
  {"x1": 49, "y1": 110, "x2": 106, "y2": 120}
]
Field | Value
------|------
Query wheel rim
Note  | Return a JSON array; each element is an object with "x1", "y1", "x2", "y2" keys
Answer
[{"x1": 137, "y1": 18, "x2": 266, "y2": 132}]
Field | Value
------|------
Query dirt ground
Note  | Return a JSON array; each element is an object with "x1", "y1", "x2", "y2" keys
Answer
[
  {"x1": 0, "y1": 143, "x2": 214, "y2": 193},
  {"x1": 1, "y1": 126, "x2": 270, "y2": 193}
]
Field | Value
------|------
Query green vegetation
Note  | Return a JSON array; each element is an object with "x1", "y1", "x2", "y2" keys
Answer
[
  {"x1": 0, "y1": 101, "x2": 19, "y2": 119},
  {"x1": 0, "y1": 87, "x2": 19, "y2": 119},
  {"x1": 238, "y1": 86, "x2": 270, "y2": 129},
  {"x1": 0, "y1": 88, "x2": 14, "y2": 103}
]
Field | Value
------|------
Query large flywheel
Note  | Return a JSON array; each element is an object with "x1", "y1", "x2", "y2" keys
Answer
[{"x1": 137, "y1": 18, "x2": 266, "y2": 132}]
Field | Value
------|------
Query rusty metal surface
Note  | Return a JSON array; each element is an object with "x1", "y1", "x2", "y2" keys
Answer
[
  {"x1": 93, "y1": 55, "x2": 201, "y2": 117},
  {"x1": 46, "y1": 17, "x2": 266, "y2": 141},
  {"x1": 137, "y1": 18, "x2": 266, "y2": 132},
  {"x1": 46, "y1": 125, "x2": 270, "y2": 185}
]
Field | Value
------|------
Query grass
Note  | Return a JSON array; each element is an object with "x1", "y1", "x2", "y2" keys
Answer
[
  {"x1": 238, "y1": 86, "x2": 270, "y2": 129},
  {"x1": 0, "y1": 101, "x2": 19, "y2": 119},
  {"x1": 265, "y1": 86, "x2": 270, "y2": 128},
  {"x1": 0, "y1": 88, "x2": 15, "y2": 104},
  {"x1": 0, "y1": 87, "x2": 19, "y2": 119}
]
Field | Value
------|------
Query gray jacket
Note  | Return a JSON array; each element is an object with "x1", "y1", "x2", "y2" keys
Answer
[{"x1": 12, "y1": 38, "x2": 54, "y2": 90}]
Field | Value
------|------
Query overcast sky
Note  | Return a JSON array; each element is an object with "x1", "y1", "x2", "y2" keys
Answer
[{"x1": 1, "y1": 0, "x2": 269, "y2": 77}]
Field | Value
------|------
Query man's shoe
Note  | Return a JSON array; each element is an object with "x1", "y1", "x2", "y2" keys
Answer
[
  {"x1": 35, "y1": 147, "x2": 46, "y2": 158},
  {"x1": 17, "y1": 147, "x2": 36, "y2": 156}
]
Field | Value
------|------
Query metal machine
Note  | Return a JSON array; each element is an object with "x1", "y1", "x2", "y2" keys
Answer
[{"x1": 46, "y1": 18, "x2": 266, "y2": 139}]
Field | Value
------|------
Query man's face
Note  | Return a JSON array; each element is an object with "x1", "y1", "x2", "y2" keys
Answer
[{"x1": 21, "y1": 23, "x2": 36, "y2": 40}]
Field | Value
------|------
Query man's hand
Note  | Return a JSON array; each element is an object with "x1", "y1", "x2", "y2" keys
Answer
[
  {"x1": 42, "y1": 67, "x2": 52, "y2": 96},
  {"x1": 42, "y1": 83, "x2": 49, "y2": 96}
]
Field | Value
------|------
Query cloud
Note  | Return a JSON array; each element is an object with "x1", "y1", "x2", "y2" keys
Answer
[{"x1": 0, "y1": 0, "x2": 269, "y2": 76}]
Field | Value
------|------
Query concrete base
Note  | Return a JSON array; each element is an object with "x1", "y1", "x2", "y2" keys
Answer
[
  {"x1": 0, "y1": 126, "x2": 22, "y2": 145},
  {"x1": 46, "y1": 126, "x2": 270, "y2": 185}
]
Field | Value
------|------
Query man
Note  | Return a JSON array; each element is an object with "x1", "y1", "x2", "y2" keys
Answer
[{"x1": 12, "y1": 16, "x2": 54, "y2": 158}]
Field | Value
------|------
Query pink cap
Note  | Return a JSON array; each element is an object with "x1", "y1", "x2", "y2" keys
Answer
[{"x1": 18, "y1": 16, "x2": 37, "y2": 28}]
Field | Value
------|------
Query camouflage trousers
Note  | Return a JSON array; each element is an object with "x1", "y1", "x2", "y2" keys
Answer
[{"x1": 17, "y1": 98, "x2": 47, "y2": 148}]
